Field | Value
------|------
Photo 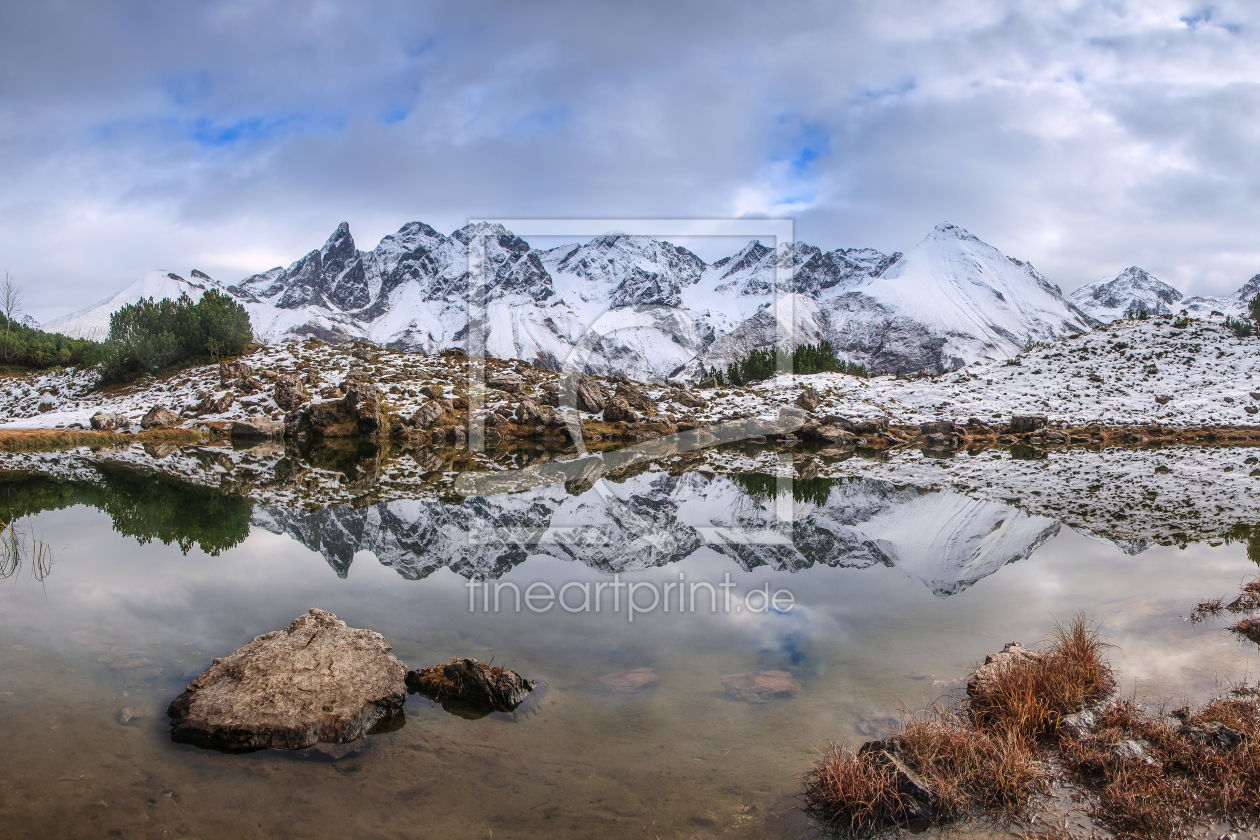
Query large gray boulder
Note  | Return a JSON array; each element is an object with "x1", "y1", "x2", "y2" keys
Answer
[
  {"x1": 572, "y1": 375, "x2": 608, "y2": 413},
  {"x1": 411, "y1": 401, "x2": 443, "y2": 428},
  {"x1": 514, "y1": 399, "x2": 543, "y2": 425},
  {"x1": 90, "y1": 411, "x2": 127, "y2": 431},
  {"x1": 603, "y1": 395, "x2": 638, "y2": 423},
  {"x1": 140, "y1": 405, "x2": 179, "y2": 430},
  {"x1": 614, "y1": 382, "x2": 653, "y2": 413},
  {"x1": 795, "y1": 386, "x2": 822, "y2": 413},
  {"x1": 273, "y1": 374, "x2": 308, "y2": 412},
  {"x1": 167, "y1": 609, "x2": 407, "y2": 751}
]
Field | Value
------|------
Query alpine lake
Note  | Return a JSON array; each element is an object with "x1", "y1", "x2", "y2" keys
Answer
[{"x1": 1, "y1": 434, "x2": 1259, "y2": 840}]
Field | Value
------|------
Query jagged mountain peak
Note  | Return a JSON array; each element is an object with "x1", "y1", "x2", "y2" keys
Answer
[
  {"x1": 928, "y1": 221, "x2": 981, "y2": 243},
  {"x1": 450, "y1": 221, "x2": 513, "y2": 245},
  {"x1": 1069, "y1": 266, "x2": 1184, "y2": 322}
]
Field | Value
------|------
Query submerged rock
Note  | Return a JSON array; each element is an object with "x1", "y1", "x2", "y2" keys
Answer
[
  {"x1": 720, "y1": 670, "x2": 800, "y2": 703},
  {"x1": 166, "y1": 608, "x2": 407, "y2": 751},
  {"x1": 406, "y1": 658, "x2": 536, "y2": 717},
  {"x1": 598, "y1": 667, "x2": 662, "y2": 694}
]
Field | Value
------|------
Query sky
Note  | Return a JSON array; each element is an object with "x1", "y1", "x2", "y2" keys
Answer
[{"x1": 4, "y1": 0, "x2": 1260, "y2": 321}]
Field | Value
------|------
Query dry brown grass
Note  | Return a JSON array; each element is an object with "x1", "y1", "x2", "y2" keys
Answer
[
  {"x1": 1060, "y1": 695, "x2": 1260, "y2": 840},
  {"x1": 801, "y1": 742, "x2": 910, "y2": 833},
  {"x1": 899, "y1": 708, "x2": 1044, "y2": 813},
  {"x1": 0, "y1": 427, "x2": 208, "y2": 452},
  {"x1": 803, "y1": 704, "x2": 1046, "y2": 831},
  {"x1": 968, "y1": 614, "x2": 1116, "y2": 741}
]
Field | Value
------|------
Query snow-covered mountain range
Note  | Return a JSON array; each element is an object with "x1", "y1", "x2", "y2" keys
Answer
[
  {"x1": 1071, "y1": 266, "x2": 1260, "y2": 323},
  {"x1": 43, "y1": 220, "x2": 1258, "y2": 380}
]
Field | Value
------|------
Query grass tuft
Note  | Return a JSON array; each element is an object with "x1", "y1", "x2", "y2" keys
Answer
[{"x1": 968, "y1": 614, "x2": 1116, "y2": 741}]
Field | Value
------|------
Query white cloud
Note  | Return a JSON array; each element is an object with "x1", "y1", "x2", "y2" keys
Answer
[{"x1": 3, "y1": 0, "x2": 1260, "y2": 320}]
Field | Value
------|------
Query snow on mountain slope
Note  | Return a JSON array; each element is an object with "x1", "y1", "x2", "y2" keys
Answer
[
  {"x1": 43, "y1": 269, "x2": 219, "y2": 340},
  {"x1": 1069, "y1": 267, "x2": 1184, "y2": 322},
  {"x1": 46, "y1": 219, "x2": 1147, "y2": 379},
  {"x1": 816, "y1": 224, "x2": 1095, "y2": 372},
  {"x1": 1183, "y1": 274, "x2": 1260, "y2": 318}
]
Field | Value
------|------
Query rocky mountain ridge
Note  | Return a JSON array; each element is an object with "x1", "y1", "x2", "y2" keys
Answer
[{"x1": 43, "y1": 220, "x2": 1260, "y2": 380}]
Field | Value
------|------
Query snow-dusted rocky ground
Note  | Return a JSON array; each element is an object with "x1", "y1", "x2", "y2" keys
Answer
[{"x1": 5, "y1": 311, "x2": 1260, "y2": 433}]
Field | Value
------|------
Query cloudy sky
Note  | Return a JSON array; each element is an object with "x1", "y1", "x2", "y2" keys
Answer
[{"x1": 3, "y1": 0, "x2": 1259, "y2": 321}]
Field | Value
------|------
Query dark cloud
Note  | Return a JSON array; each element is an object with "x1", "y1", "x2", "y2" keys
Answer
[{"x1": 2, "y1": 0, "x2": 1259, "y2": 320}]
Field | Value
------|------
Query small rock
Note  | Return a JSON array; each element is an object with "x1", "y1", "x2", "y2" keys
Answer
[
  {"x1": 919, "y1": 419, "x2": 956, "y2": 435},
  {"x1": 219, "y1": 360, "x2": 253, "y2": 386},
  {"x1": 406, "y1": 658, "x2": 536, "y2": 717},
  {"x1": 1112, "y1": 738, "x2": 1158, "y2": 765},
  {"x1": 720, "y1": 670, "x2": 800, "y2": 703},
  {"x1": 140, "y1": 406, "x2": 179, "y2": 430},
  {"x1": 487, "y1": 375, "x2": 521, "y2": 393},
  {"x1": 1060, "y1": 704, "x2": 1103, "y2": 739},
  {"x1": 197, "y1": 391, "x2": 235, "y2": 416},
  {"x1": 856, "y1": 737, "x2": 937, "y2": 824},
  {"x1": 422, "y1": 384, "x2": 445, "y2": 399},
  {"x1": 696, "y1": 376, "x2": 717, "y2": 389},
  {"x1": 853, "y1": 417, "x2": 890, "y2": 434},
  {"x1": 1010, "y1": 414, "x2": 1048, "y2": 433},
  {"x1": 1179, "y1": 720, "x2": 1245, "y2": 751},
  {"x1": 674, "y1": 389, "x2": 706, "y2": 409},
  {"x1": 1155, "y1": 395, "x2": 1172, "y2": 405},
  {"x1": 967, "y1": 642, "x2": 1045, "y2": 699},
  {"x1": 231, "y1": 418, "x2": 285, "y2": 438}
]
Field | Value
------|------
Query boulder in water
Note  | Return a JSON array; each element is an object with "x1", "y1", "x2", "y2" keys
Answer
[{"x1": 166, "y1": 608, "x2": 407, "y2": 751}]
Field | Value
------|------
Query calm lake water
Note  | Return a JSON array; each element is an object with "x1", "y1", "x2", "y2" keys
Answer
[{"x1": 0, "y1": 450, "x2": 1258, "y2": 839}]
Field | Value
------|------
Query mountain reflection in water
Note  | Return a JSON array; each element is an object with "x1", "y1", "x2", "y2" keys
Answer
[{"x1": 5, "y1": 440, "x2": 1260, "y2": 597}]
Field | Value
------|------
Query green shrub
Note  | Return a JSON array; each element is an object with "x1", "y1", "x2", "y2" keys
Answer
[
  {"x1": 98, "y1": 290, "x2": 253, "y2": 383},
  {"x1": 1226, "y1": 315, "x2": 1255, "y2": 338},
  {"x1": 707, "y1": 340, "x2": 867, "y2": 386},
  {"x1": 0, "y1": 316, "x2": 101, "y2": 369}
]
